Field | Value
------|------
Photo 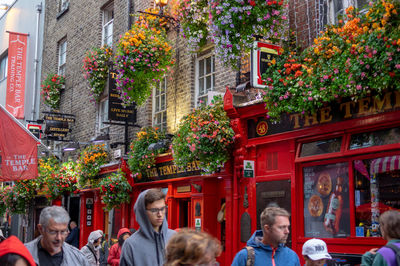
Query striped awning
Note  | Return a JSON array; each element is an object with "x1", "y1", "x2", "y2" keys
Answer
[{"x1": 370, "y1": 155, "x2": 400, "y2": 175}]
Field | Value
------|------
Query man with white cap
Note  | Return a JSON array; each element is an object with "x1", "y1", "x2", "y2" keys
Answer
[{"x1": 302, "y1": 238, "x2": 332, "y2": 266}]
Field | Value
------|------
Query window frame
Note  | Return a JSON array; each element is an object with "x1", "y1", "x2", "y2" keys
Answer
[
  {"x1": 152, "y1": 76, "x2": 167, "y2": 131},
  {"x1": 326, "y1": 0, "x2": 371, "y2": 25},
  {"x1": 58, "y1": 39, "x2": 67, "y2": 76},
  {"x1": 59, "y1": 0, "x2": 69, "y2": 12},
  {"x1": 102, "y1": 3, "x2": 114, "y2": 47},
  {"x1": 0, "y1": 52, "x2": 8, "y2": 82},
  {"x1": 98, "y1": 97, "x2": 110, "y2": 130},
  {"x1": 195, "y1": 53, "x2": 216, "y2": 107}
]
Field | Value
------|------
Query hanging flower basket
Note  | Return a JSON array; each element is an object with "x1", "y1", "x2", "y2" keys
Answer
[
  {"x1": 178, "y1": 0, "x2": 210, "y2": 52},
  {"x1": 209, "y1": 0, "x2": 288, "y2": 69},
  {"x1": 172, "y1": 96, "x2": 235, "y2": 174},
  {"x1": 99, "y1": 170, "x2": 132, "y2": 211},
  {"x1": 262, "y1": 0, "x2": 400, "y2": 120},
  {"x1": 41, "y1": 73, "x2": 65, "y2": 109},
  {"x1": 4, "y1": 180, "x2": 36, "y2": 214},
  {"x1": 82, "y1": 45, "x2": 113, "y2": 102},
  {"x1": 43, "y1": 160, "x2": 79, "y2": 201},
  {"x1": 76, "y1": 144, "x2": 110, "y2": 187},
  {"x1": 127, "y1": 127, "x2": 167, "y2": 179},
  {"x1": 114, "y1": 9, "x2": 174, "y2": 106}
]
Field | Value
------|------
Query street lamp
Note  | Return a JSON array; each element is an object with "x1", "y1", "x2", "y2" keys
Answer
[{"x1": 137, "y1": 0, "x2": 179, "y2": 30}]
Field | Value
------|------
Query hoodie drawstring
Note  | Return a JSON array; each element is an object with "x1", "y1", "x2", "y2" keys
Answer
[{"x1": 271, "y1": 247, "x2": 277, "y2": 266}]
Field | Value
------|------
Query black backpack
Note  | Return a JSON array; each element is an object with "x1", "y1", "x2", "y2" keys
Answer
[{"x1": 386, "y1": 243, "x2": 400, "y2": 266}]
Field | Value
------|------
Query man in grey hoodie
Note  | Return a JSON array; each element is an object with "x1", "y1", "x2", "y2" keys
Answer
[{"x1": 120, "y1": 188, "x2": 176, "y2": 266}]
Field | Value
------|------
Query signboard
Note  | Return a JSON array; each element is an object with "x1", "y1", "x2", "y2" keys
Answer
[
  {"x1": 108, "y1": 72, "x2": 137, "y2": 122},
  {"x1": 43, "y1": 112, "x2": 75, "y2": 139},
  {"x1": 195, "y1": 218, "x2": 201, "y2": 231},
  {"x1": 133, "y1": 160, "x2": 202, "y2": 183},
  {"x1": 251, "y1": 41, "x2": 281, "y2": 89},
  {"x1": 6, "y1": 32, "x2": 28, "y2": 119},
  {"x1": 27, "y1": 124, "x2": 41, "y2": 139},
  {"x1": 243, "y1": 160, "x2": 255, "y2": 178},
  {"x1": 248, "y1": 91, "x2": 400, "y2": 138},
  {"x1": 86, "y1": 198, "x2": 93, "y2": 227}
]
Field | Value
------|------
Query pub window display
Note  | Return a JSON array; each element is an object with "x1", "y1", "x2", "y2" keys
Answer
[
  {"x1": 354, "y1": 155, "x2": 400, "y2": 237},
  {"x1": 304, "y1": 162, "x2": 350, "y2": 238}
]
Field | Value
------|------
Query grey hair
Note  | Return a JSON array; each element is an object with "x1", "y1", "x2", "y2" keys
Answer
[{"x1": 39, "y1": 206, "x2": 70, "y2": 228}]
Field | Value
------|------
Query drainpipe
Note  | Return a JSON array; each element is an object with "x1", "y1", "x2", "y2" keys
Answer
[
  {"x1": 31, "y1": 3, "x2": 42, "y2": 121},
  {"x1": 127, "y1": 0, "x2": 133, "y2": 30}
]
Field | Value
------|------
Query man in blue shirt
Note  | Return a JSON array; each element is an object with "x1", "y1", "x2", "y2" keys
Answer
[{"x1": 232, "y1": 206, "x2": 300, "y2": 266}]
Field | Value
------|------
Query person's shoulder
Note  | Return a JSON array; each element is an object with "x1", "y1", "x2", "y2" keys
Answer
[
  {"x1": 280, "y1": 246, "x2": 300, "y2": 259},
  {"x1": 24, "y1": 237, "x2": 40, "y2": 250},
  {"x1": 231, "y1": 248, "x2": 248, "y2": 266}
]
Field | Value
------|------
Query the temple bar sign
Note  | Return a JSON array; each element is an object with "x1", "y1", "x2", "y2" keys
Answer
[{"x1": 251, "y1": 41, "x2": 281, "y2": 89}]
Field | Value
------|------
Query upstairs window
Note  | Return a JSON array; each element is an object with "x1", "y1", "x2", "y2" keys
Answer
[
  {"x1": 0, "y1": 53, "x2": 7, "y2": 81},
  {"x1": 196, "y1": 54, "x2": 215, "y2": 106},
  {"x1": 327, "y1": 0, "x2": 370, "y2": 24},
  {"x1": 58, "y1": 39, "x2": 67, "y2": 76},
  {"x1": 153, "y1": 77, "x2": 167, "y2": 131},
  {"x1": 102, "y1": 3, "x2": 114, "y2": 47},
  {"x1": 59, "y1": 0, "x2": 69, "y2": 12},
  {"x1": 98, "y1": 97, "x2": 109, "y2": 130}
]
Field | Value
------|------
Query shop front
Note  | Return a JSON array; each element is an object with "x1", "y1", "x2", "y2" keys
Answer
[
  {"x1": 225, "y1": 89, "x2": 400, "y2": 265},
  {"x1": 128, "y1": 153, "x2": 233, "y2": 266}
]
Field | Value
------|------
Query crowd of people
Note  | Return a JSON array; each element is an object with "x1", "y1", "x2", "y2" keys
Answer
[{"x1": 0, "y1": 188, "x2": 399, "y2": 265}]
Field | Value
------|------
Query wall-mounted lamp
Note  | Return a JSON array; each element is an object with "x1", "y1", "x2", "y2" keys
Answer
[
  {"x1": 0, "y1": 4, "x2": 9, "y2": 10},
  {"x1": 137, "y1": 0, "x2": 180, "y2": 30},
  {"x1": 63, "y1": 142, "x2": 80, "y2": 152}
]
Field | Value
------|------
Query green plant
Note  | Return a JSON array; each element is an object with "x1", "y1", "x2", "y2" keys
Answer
[
  {"x1": 4, "y1": 180, "x2": 36, "y2": 214},
  {"x1": 172, "y1": 96, "x2": 235, "y2": 174},
  {"x1": 114, "y1": 9, "x2": 174, "y2": 106},
  {"x1": 43, "y1": 160, "x2": 79, "y2": 201},
  {"x1": 262, "y1": 0, "x2": 400, "y2": 120},
  {"x1": 99, "y1": 170, "x2": 132, "y2": 211},
  {"x1": 83, "y1": 45, "x2": 113, "y2": 102},
  {"x1": 209, "y1": 0, "x2": 288, "y2": 69},
  {"x1": 41, "y1": 73, "x2": 65, "y2": 109},
  {"x1": 76, "y1": 144, "x2": 110, "y2": 187},
  {"x1": 128, "y1": 127, "x2": 167, "y2": 179}
]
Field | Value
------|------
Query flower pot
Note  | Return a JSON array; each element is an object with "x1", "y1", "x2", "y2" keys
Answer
[{"x1": 52, "y1": 197, "x2": 62, "y2": 206}]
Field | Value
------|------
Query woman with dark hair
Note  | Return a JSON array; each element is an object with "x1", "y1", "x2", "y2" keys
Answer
[
  {"x1": 108, "y1": 228, "x2": 131, "y2": 266},
  {"x1": 0, "y1": 236, "x2": 36, "y2": 266}
]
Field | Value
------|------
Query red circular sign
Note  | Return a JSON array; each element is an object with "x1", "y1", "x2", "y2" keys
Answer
[{"x1": 256, "y1": 121, "x2": 268, "y2": 136}]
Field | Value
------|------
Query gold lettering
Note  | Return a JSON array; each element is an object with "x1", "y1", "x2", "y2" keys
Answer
[
  {"x1": 340, "y1": 101, "x2": 355, "y2": 119},
  {"x1": 320, "y1": 107, "x2": 332, "y2": 123},
  {"x1": 358, "y1": 97, "x2": 371, "y2": 115},
  {"x1": 186, "y1": 163, "x2": 192, "y2": 172},
  {"x1": 372, "y1": 92, "x2": 392, "y2": 112},
  {"x1": 394, "y1": 91, "x2": 400, "y2": 108},
  {"x1": 304, "y1": 113, "x2": 318, "y2": 127},
  {"x1": 289, "y1": 113, "x2": 301, "y2": 129}
]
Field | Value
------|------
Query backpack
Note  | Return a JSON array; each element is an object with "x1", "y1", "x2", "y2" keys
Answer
[
  {"x1": 386, "y1": 243, "x2": 400, "y2": 266},
  {"x1": 244, "y1": 246, "x2": 255, "y2": 266}
]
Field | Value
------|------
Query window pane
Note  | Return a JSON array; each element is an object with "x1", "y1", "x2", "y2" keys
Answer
[
  {"x1": 212, "y1": 73, "x2": 215, "y2": 88},
  {"x1": 350, "y1": 127, "x2": 400, "y2": 150},
  {"x1": 206, "y1": 76, "x2": 211, "y2": 91},
  {"x1": 161, "y1": 94, "x2": 166, "y2": 110},
  {"x1": 155, "y1": 97, "x2": 160, "y2": 112},
  {"x1": 354, "y1": 155, "x2": 400, "y2": 237},
  {"x1": 300, "y1": 137, "x2": 342, "y2": 157},
  {"x1": 199, "y1": 78, "x2": 205, "y2": 95},
  {"x1": 199, "y1": 60, "x2": 204, "y2": 77},
  {"x1": 304, "y1": 162, "x2": 350, "y2": 238},
  {"x1": 0, "y1": 56, "x2": 7, "y2": 80},
  {"x1": 206, "y1": 57, "x2": 211, "y2": 74}
]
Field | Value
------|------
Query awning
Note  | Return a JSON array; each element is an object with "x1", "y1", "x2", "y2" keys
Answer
[
  {"x1": 0, "y1": 104, "x2": 39, "y2": 181},
  {"x1": 370, "y1": 155, "x2": 400, "y2": 175}
]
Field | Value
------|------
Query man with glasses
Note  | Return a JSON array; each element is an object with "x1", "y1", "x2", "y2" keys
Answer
[
  {"x1": 25, "y1": 205, "x2": 89, "y2": 266},
  {"x1": 120, "y1": 188, "x2": 176, "y2": 266}
]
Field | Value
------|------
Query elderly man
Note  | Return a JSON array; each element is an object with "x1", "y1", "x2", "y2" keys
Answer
[{"x1": 25, "y1": 205, "x2": 89, "y2": 266}]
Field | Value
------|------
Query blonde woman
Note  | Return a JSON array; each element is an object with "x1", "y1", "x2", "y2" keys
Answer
[{"x1": 164, "y1": 228, "x2": 221, "y2": 266}]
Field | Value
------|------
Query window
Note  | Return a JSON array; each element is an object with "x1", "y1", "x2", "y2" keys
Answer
[
  {"x1": 58, "y1": 39, "x2": 67, "y2": 76},
  {"x1": 303, "y1": 162, "x2": 350, "y2": 238},
  {"x1": 350, "y1": 127, "x2": 400, "y2": 150},
  {"x1": 98, "y1": 98, "x2": 109, "y2": 130},
  {"x1": 0, "y1": 54, "x2": 7, "y2": 81},
  {"x1": 59, "y1": 0, "x2": 69, "y2": 12},
  {"x1": 102, "y1": 4, "x2": 114, "y2": 47},
  {"x1": 354, "y1": 155, "x2": 400, "y2": 237},
  {"x1": 196, "y1": 54, "x2": 215, "y2": 105},
  {"x1": 153, "y1": 77, "x2": 167, "y2": 130},
  {"x1": 327, "y1": 0, "x2": 370, "y2": 24},
  {"x1": 300, "y1": 137, "x2": 342, "y2": 157}
]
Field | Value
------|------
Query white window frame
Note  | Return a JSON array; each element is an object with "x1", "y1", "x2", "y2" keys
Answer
[
  {"x1": 0, "y1": 53, "x2": 7, "y2": 82},
  {"x1": 58, "y1": 39, "x2": 67, "y2": 76},
  {"x1": 195, "y1": 54, "x2": 216, "y2": 107},
  {"x1": 152, "y1": 77, "x2": 167, "y2": 131},
  {"x1": 102, "y1": 4, "x2": 114, "y2": 47},
  {"x1": 98, "y1": 97, "x2": 109, "y2": 130},
  {"x1": 327, "y1": 0, "x2": 370, "y2": 24},
  {"x1": 59, "y1": 0, "x2": 69, "y2": 12}
]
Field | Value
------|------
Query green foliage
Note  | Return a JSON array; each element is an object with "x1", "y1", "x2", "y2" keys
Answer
[
  {"x1": 172, "y1": 96, "x2": 235, "y2": 174},
  {"x1": 40, "y1": 74, "x2": 65, "y2": 109},
  {"x1": 99, "y1": 170, "x2": 132, "y2": 211},
  {"x1": 76, "y1": 144, "x2": 110, "y2": 187},
  {"x1": 4, "y1": 180, "x2": 36, "y2": 214},
  {"x1": 128, "y1": 127, "x2": 167, "y2": 179}
]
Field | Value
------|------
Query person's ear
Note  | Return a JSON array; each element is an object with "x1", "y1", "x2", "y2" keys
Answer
[
  {"x1": 264, "y1": 224, "x2": 270, "y2": 233},
  {"x1": 38, "y1": 224, "x2": 44, "y2": 234}
]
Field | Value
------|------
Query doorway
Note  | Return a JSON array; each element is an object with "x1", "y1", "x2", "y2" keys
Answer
[
  {"x1": 177, "y1": 198, "x2": 190, "y2": 228},
  {"x1": 256, "y1": 179, "x2": 292, "y2": 247}
]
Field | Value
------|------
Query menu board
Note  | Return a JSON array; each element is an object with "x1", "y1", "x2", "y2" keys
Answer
[{"x1": 304, "y1": 162, "x2": 350, "y2": 238}]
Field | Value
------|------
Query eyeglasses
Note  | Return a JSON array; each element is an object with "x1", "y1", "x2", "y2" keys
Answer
[
  {"x1": 146, "y1": 206, "x2": 168, "y2": 214},
  {"x1": 45, "y1": 228, "x2": 69, "y2": 236}
]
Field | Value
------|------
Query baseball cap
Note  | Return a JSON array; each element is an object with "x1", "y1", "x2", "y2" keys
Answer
[{"x1": 302, "y1": 238, "x2": 332, "y2": 261}]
